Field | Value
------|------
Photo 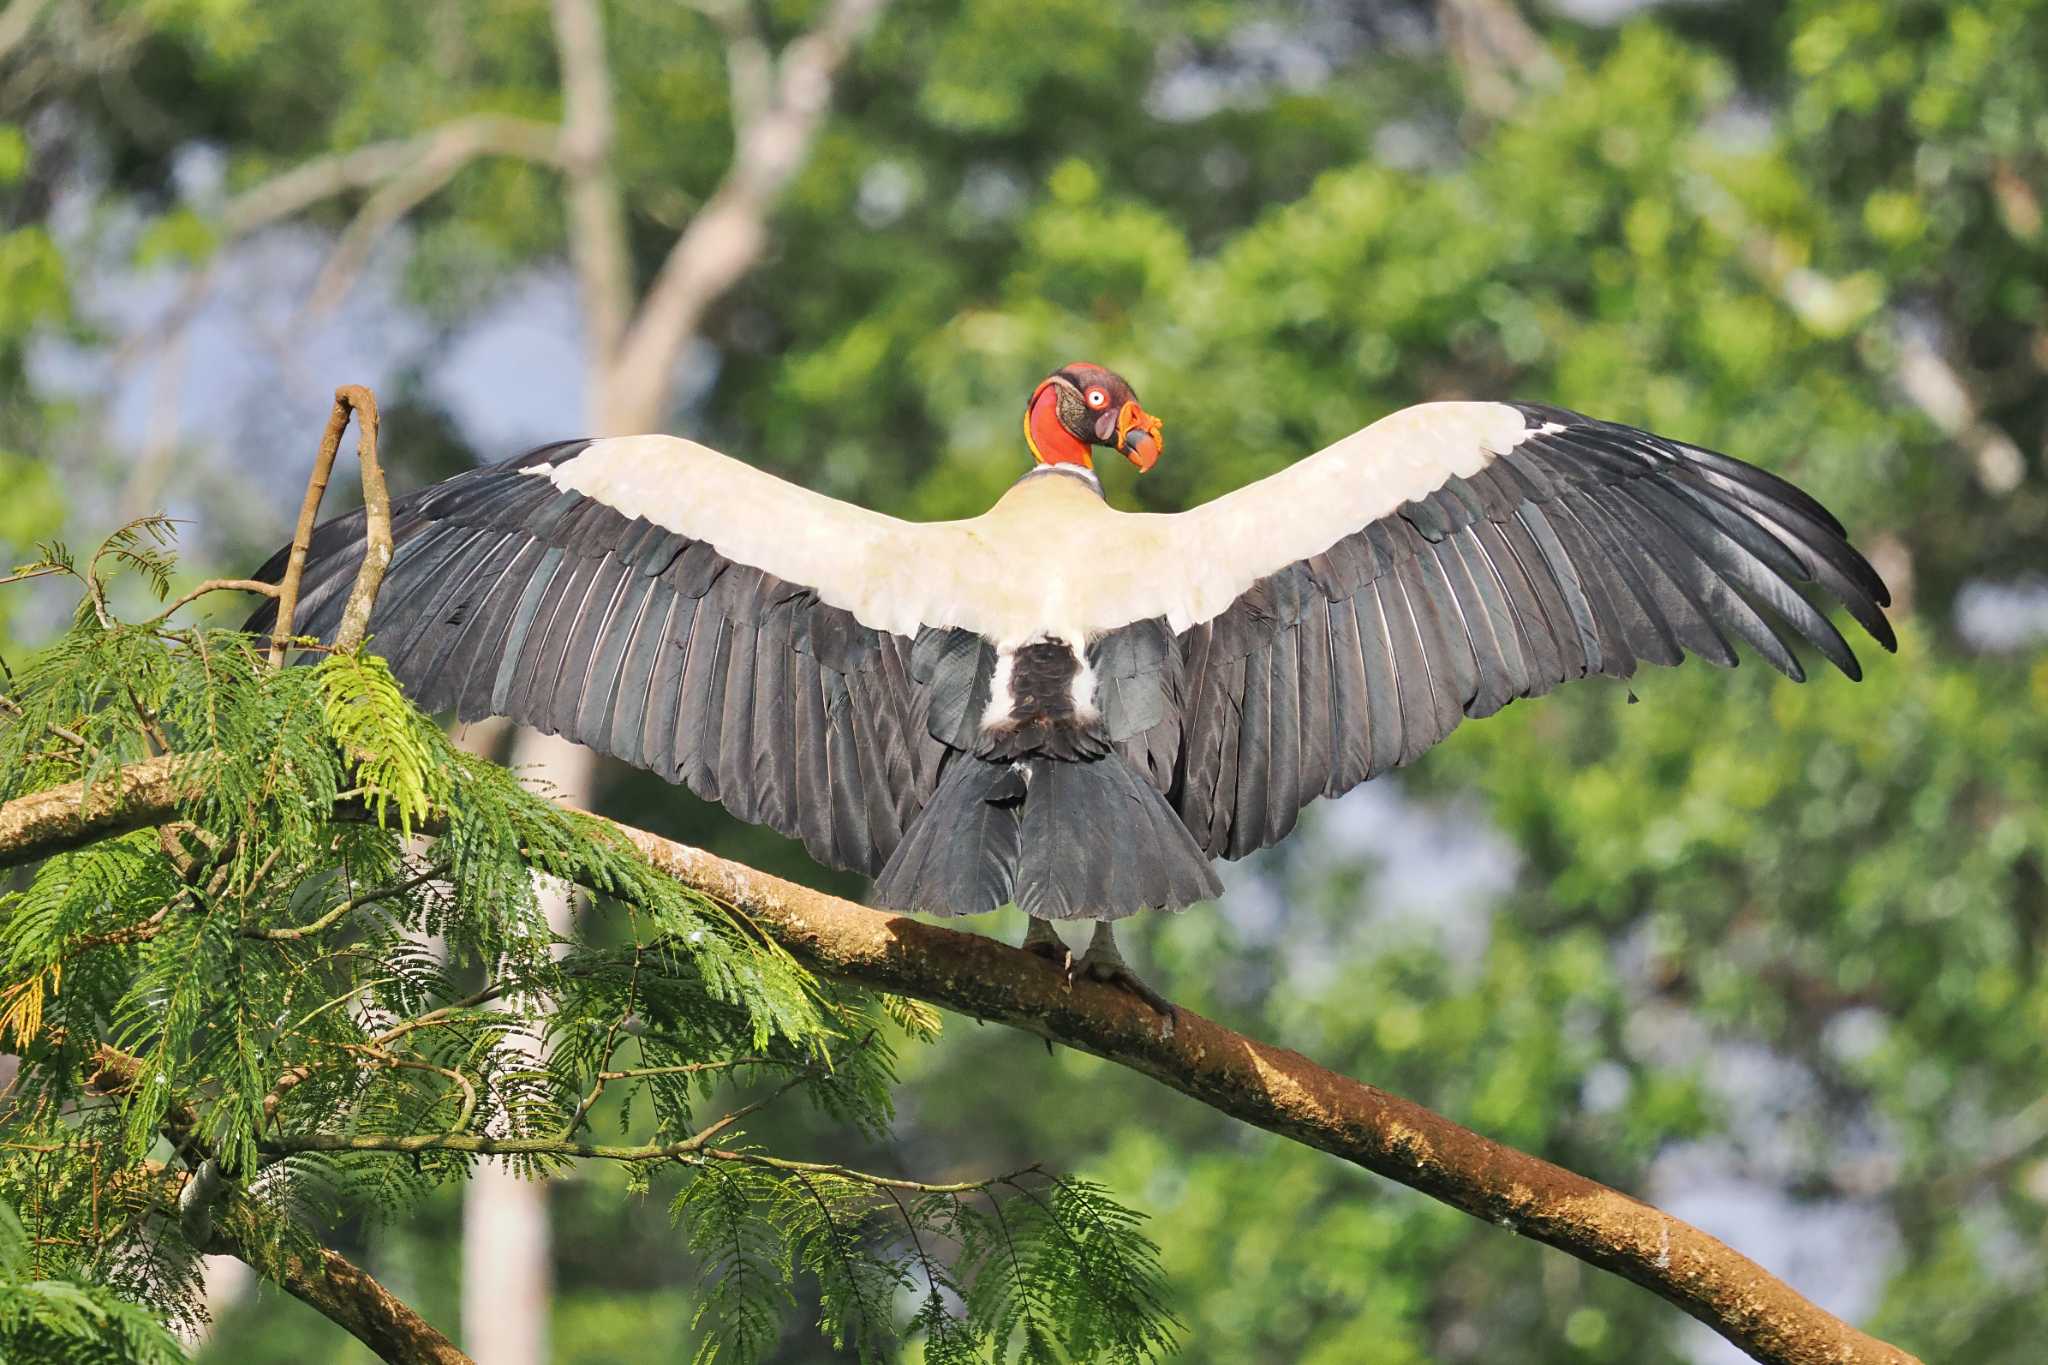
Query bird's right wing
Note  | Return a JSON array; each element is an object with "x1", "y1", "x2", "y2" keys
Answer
[{"x1": 250, "y1": 435, "x2": 985, "y2": 876}]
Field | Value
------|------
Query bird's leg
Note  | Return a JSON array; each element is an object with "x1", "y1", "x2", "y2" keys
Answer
[
  {"x1": 1077, "y1": 921, "x2": 1174, "y2": 1019},
  {"x1": 1020, "y1": 915, "x2": 1072, "y2": 979}
]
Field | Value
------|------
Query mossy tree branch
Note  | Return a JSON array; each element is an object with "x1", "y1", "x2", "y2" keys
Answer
[
  {"x1": 0, "y1": 758, "x2": 1921, "y2": 1365},
  {"x1": 211, "y1": 1232, "x2": 474, "y2": 1365},
  {"x1": 82, "y1": 1044, "x2": 475, "y2": 1365}
]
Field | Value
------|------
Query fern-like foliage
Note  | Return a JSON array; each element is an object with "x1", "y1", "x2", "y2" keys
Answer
[
  {"x1": 0, "y1": 525, "x2": 1178, "y2": 1361},
  {"x1": 0, "y1": 1202, "x2": 188, "y2": 1364}
]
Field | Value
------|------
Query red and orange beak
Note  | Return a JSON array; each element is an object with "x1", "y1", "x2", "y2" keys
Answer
[{"x1": 1114, "y1": 400, "x2": 1163, "y2": 473}]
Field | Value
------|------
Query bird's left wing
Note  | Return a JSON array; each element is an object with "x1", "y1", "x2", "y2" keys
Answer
[
  {"x1": 1096, "y1": 401, "x2": 1896, "y2": 861},
  {"x1": 250, "y1": 435, "x2": 979, "y2": 876}
]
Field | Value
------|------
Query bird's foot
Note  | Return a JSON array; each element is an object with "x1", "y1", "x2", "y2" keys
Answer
[
  {"x1": 1020, "y1": 916, "x2": 1073, "y2": 984},
  {"x1": 1077, "y1": 922, "x2": 1175, "y2": 1029},
  {"x1": 1078, "y1": 955, "x2": 1176, "y2": 1022}
]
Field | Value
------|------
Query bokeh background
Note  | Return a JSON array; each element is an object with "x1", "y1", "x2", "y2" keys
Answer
[{"x1": 2, "y1": 0, "x2": 2045, "y2": 1361}]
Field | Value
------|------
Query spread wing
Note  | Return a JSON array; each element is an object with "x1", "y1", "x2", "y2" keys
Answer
[
  {"x1": 256, "y1": 401, "x2": 1894, "y2": 886},
  {"x1": 1097, "y1": 401, "x2": 1895, "y2": 860},
  {"x1": 250, "y1": 435, "x2": 973, "y2": 876}
]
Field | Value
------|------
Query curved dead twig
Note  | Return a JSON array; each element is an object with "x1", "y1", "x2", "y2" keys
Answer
[{"x1": 265, "y1": 385, "x2": 388, "y2": 666}]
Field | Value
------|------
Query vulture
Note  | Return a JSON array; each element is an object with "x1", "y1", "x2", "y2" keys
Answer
[{"x1": 253, "y1": 364, "x2": 1893, "y2": 1010}]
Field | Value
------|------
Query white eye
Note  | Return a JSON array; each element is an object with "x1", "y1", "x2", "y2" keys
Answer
[{"x1": 1086, "y1": 387, "x2": 1110, "y2": 408}]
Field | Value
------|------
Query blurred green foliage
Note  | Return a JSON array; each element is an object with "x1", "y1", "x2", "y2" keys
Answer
[{"x1": 4, "y1": 0, "x2": 2044, "y2": 1360}]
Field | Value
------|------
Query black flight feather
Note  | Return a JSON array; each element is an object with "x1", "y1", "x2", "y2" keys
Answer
[
  {"x1": 1294, "y1": 599, "x2": 1335, "y2": 803},
  {"x1": 1262, "y1": 626, "x2": 1303, "y2": 848},
  {"x1": 1325, "y1": 597, "x2": 1372, "y2": 790},
  {"x1": 489, "y1": 546, "x2": 569, "y2": 717},
  {"x1": 639, "y1": 595, "x2": 699, "y2": 778},
  {"x1": 607, "y1": 578, "x2": 676, "y2": 768}
]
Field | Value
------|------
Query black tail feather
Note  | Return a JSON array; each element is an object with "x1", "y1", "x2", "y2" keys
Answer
[
  {"x1": 872, "y1": 758, "x2": 1024, "y2": 917},
  {"x1": 875, "y1": 755, "x2": 1219, "y2": 921}
]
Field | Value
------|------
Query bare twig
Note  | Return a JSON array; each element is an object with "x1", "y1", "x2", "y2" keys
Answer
[
  {"x1": 598, "y1": 1057, "x2": 773, "y2": 1081},
  {"x1": 1891, "y1": 319, "x2": 2026, "y2": 493},
  {"x1": 147, "y1": 577, "x2": 280, "y2": 625},
  {"x1": 260, "y1": 1124, "x2": 1013, "y2": 1197},
  {"x1": 688, "y1": 0, "x2": 773, "y2": 136},
  {"x1": 1439, "y1": 0, "x2": 2019, "y2": 502},
  {"x1": 0, "y1": 757, "x2": 1921, "y2": 1365},
  {"x1": 109, "y1": 262, "x2": 217, "y2": 374},
  {"x1": 267, "y1": 385, "x2": 387, "y2": 665},
  {"x1": 117, "y1": 323, "x2": 190, "y2": 522},
  {"x1": 327, "y1": 387, "x2": 389, "y2": 652},
  {"x1": 0, "y1": 693, "x2": 91, "y2": 754},
  {"x1": 670, "y1": 1069, "x2": 814, "y2": 1149},
  {"x1": 266, "y1": 404, "x2": 349, "y2": 667},
  {"x1": 370, "y1": 982, "x2": 506, "y2": 1050},
  {"x1": 109, "y1": 115, "x2": 562, "y2": 387},
  {"x1": 262, "y1": 981, "x2": 506, "y2": 1126},
  {"x1": 92, "y1": 114, "x2": 557, "y2": 474},
  {"x1": 0, "y1": 565, "x2": 65, "y2": 589},
  {"x1": 248, "y1": 860, "x2": 448, "y2": 942},
  {"x1": 325, "y1": 1046, "x2": 479, "y2": 1139},
  {"x1": 1684, "y1": 169, "x2": 2022, "y2": 496},
  {"x1": 267, "y1": 1128, "x2": 738, "y2": 1162},
  {"x1": 558, "y1": 947, "x2": 639, "y2": 1138},
  {"x1": 65, "y1": 905, "x2": 171, "y2": 954},
  {"x1": 302, "y1": 128, "x2": 547, "y2": 320}
]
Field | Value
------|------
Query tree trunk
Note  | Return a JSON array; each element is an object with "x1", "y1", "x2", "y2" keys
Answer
[{"x1": 461, "y1": 727, "x2": 591, "y2": 1365}]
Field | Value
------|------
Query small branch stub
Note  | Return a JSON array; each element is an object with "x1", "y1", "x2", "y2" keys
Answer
[
  {"x1": 328, "y1": 386, "x2": 390, "y2": 653},
  {"x1": 268, "y1": 385, "x2": 389, "y2": 666}
]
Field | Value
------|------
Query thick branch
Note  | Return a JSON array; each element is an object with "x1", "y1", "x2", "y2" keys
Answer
[
  {"x1": 549, "y1": 0, "x2": 634, "y2": 369},
  {"x1": 0, "y1": 0, "x2": 49, "y2": 66},
  {"x1": 1436, "y1": 0, "x2": 1560, "y2": 117},
  {"x1": 204, "y1": 1223, "x2": 472, "y2": 1365},
  {"x1": 0, "y1": 751, "x2": 194, "y2": 861},
  {"x1": 601, "y1": 0, "x2": 888, "y2": 430},
  {"x1": 85, "y1": 1046, "x2": 472, "y2": 1365},
  {"x1": 220, "y1": 114, "x2": 563, "y2": 238},
  {"x1": 301, "y1": 135, "x2": 542, "y2": 319},
  {"x1": 0, "y1": 760, "x2": 1918, "y2": 1365},
  {"x1": 621, "y1": 834, "x2": 1915, "y2": 1365}
]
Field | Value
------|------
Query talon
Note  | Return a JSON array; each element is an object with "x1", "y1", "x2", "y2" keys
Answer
[
  {"x1": 1080, "y1": 957, "x2": 1176, "y2": 1020},
  {"x1": 1020, "y1": 916, "x2": 1075, "y2": 985},
  {"x1": 1075, "y1": 921, "x2": 1175, "y2": 1021},
  {"x1": 1024, "y1": 937, "x2": 1075, "y2": 984}
]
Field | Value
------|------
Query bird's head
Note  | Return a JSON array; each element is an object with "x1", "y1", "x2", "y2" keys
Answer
[{"x1": 1023, "y1": 363, "x2": 1163, "y2": 474}]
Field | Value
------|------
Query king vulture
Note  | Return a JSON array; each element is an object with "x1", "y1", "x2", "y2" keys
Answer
[{"x1": 253, "y1": 364, "x2": 1893, "y2": 1010}]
